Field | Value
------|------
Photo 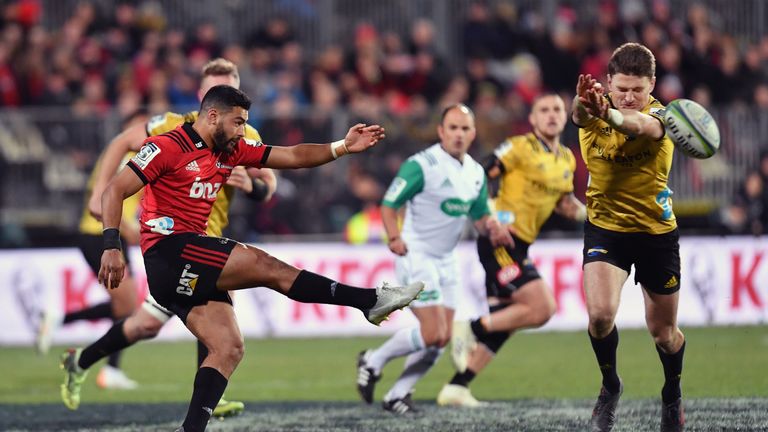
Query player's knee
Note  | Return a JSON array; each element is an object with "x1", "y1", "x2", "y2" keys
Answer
[
  {"x1": 532, "y1": 299, "x2": 556, "y2": 327},
  {"x1": 649, "y1": 325, "x2": 678, "y2": 348},
  {"x1": 530, "y1": 310, "x2": 553, "y2": 328},
  {"x1": 135, "y1": 318, "x2": 163, "y2": 340},
  {"x1": 422, "y1": 329, "x2": 449, "y2": 348},
  {"x1": 122, "y1": 314, "x2": 161, "y2": 341},
  {"x1": 589, "y1": 315, "x2": 615, "y2": 336},
  {"x1": 225, "y1": 340, "x2": 245, "y2": 365}
]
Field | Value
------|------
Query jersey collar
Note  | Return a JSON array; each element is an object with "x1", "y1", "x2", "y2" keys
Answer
[
  {"x1": 531, "y1": 132, "x2": 560, "y2": 157},
  {"x1": 182, "y1": 122, "x2": 208, "y2": 151}
]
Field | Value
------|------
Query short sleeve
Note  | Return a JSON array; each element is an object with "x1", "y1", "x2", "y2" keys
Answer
[
  {"x1": 648, "y1": 101, "x2": 668, "y2": 141},
  {"x1": 494, "y1": 138, "x2": 521, "y2": 172},
  {"x1": 232, "y1": 138, "x2": 270, "y2": 168},
  {"x1": 127, "y1": 139, "x2": 173, "y2": 184},
  {"x1": 468, "y1": 176, "x2": 491, "y2": 220},
  {"x1": 382, "y1": 160, "x2": 424, "y2": 209}
]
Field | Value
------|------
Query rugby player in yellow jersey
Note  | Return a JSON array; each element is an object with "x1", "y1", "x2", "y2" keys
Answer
[
  {"x1": 573, "y1": 43, "x2": 685, "y2": 432},
  {"x1": 35, "y1": 110, "x2": 147, "y2": 391},
  {"x1": 59, "y1": 58, "x2": 276, "y2": 417},
  {"x1": 439, "y1": 94, "x2": 586, "y2": 407}
]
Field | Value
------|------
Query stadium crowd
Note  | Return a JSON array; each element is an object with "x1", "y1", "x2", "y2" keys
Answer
[{"x1": 0, "y1": 0, "x2": 766, "y2": 240}]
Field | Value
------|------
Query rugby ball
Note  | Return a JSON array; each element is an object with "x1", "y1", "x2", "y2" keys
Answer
[{"x1": 663, "y1": 99, "x2": 720, "y2": 159}]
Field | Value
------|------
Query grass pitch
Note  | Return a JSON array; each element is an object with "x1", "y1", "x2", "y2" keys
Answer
[{"x1": 0, "y1": 326, "x2": 766, "y2": 431}]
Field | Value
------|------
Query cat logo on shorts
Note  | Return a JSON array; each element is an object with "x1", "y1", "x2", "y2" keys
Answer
[
  {"x1": 176, "y1": 264, "x2": 199, "y2": 296},
  {"x1": 497, "y1": 263, "x2": 521, "y2": 286}
]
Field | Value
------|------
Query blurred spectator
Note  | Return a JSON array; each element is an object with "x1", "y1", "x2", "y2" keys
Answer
[
  {"x1": 1, "y1": 1, "x2": 767, "y2": 240},
  {"x1": 248, "y1": 16, "x2": 294, "y2": 51},
  {"x1": 759, "y1": 149, "x2": 768, "y2": 231},
  {"x1": 185, "y1": 21, "x2": 220, "y2": 59},
  {"x1": 720, "y1": 171, "x2": 764, "y2": 235},
  {"x1": 2, "y1": 0, "x2": 42, "y2": 29},
  {"x1": 345, "y1": 205, "x2": 385, "y2": 245},
  {"x1": 462, "y1": 2, "x2": 496, "y2": 58},
  {"x1": 465, "y1": 54, "x2": 504, "y2": 106},
  {"x1": 0, "y1": 42, "x2": 20, "y2": 106}
]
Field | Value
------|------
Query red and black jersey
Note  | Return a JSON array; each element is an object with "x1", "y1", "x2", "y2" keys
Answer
[{"x1": 126, "y1": 122, "x2": 270, "y2": 252}]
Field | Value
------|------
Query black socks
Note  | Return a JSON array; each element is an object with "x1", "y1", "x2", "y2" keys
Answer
[
  {"x1": 78, "y1": 319, "x2": 132, "y2": 370},
  {"x1": 181, "y1": 367, "x2": 228, "y2": 432},
  {"x1": 657, "y1": 340, "x2": 686, "y2": 403},
  {"x1": 63, "y1": 301, "x2": 112, "y2": 324},
  {"x1": 286, "y1": 270, "x2": 377, "y2": 310},
  {"x1": 197, "y1": 340, "x2": 208, "y2": 368},
  {"x1": 449, "y1": 369, "x2": 477, "y2": 387},
  {"x1": 589, "y1": 325, "x2": 621, "y2": 394}
]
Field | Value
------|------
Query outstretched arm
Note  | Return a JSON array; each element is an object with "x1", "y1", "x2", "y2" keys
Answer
[
  {"x1": 89, "y1": 123, "x2": 148, "y2": 219},
  {"x1": 576, "y1": 74, "x2": 665, "y2": 140},
  {"x1": 263, "y1": 124, "x2": 385, "y2": 169},
  {"x1": 554, "y1": 193, "x2": 587, "y2": 221}
]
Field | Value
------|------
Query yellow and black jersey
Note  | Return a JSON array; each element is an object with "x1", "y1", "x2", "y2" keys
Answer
[
  {"x1": 146, "y1": 111, "x2": 263, "y2": 237},
  {"x1": 79, "y1": 153, "x2": 141, "y2": 235},
  {"x1": 493, "y1": 133, "x2": 576, "y2": 244},
  {"x1": 578, "y1": 96, "x2": 676, "y2": 234}
]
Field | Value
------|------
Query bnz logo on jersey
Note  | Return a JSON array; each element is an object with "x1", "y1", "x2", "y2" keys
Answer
[{"x1": 189, "y1": 180, "x2": 221, "y2": 199}]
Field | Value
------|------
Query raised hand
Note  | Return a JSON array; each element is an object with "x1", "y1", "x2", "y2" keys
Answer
[
  {"x1": 577, "y1": 74, "x2": 609, "y2": 120},
  {"x1": 576, "y1": 74, "x2": 596, "y2": 100},
  {"x1": 343, "y1": 123, "x2": 386, "y2": 154}
]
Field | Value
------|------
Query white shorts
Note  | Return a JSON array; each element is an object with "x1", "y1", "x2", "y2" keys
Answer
[{"x1": 395, "y1": 250, "x2": 460, "y2": 309}]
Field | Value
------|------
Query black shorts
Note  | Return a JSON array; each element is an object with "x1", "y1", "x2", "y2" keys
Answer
[
  {"x1": 143, "y1": 233, "x2": 237, "y2": 323},
  {"x1": 78, "y1": 233, "x2": 132, "y2": 276},
  {"x1": 583, "y1": 221, "x2": 681, "y2": 294},
  {"x1": 477, "y1": 235, "x2": 541, "y2": 299}
]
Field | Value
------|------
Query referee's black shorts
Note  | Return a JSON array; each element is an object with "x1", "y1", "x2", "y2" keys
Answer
[
  {"x1": 143, "y1": 233, "x2": 237, "y2": 323},
  {"x1": 582, "y1": 221, "x2": 681, "y2": 294}
]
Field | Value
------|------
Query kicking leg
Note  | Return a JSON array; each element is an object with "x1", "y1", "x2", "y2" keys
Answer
[{"x1": 217, "y1": 243, "x2": 422, "y2": 324}]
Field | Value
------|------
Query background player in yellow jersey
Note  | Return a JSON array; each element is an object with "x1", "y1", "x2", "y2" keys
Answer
[
  {"x1": 440, "y1": 94, "x2": 585, "y2": 407},
  {"x1": 572, "y1": 43, "x2": 685, "y2": 432},
  {"x1": 58, "y1": 58, "x2": 276, "y2": 418},
  {"x1": 35, "y1": 110, "x2": 147, "y2": 391}
]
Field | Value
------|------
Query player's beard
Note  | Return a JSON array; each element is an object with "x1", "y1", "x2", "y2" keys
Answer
[{"x1": 212, "y1": 123, "x2": 236, "y2": 154}]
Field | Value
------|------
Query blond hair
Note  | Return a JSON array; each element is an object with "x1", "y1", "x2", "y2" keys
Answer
[{"x1": 201, "y1": 58, "x2": 240, "y2": 86}]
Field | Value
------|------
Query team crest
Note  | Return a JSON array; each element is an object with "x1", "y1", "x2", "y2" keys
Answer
[{"x1": 132, "y1": 142, "x2": 161, "y2": 169}]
